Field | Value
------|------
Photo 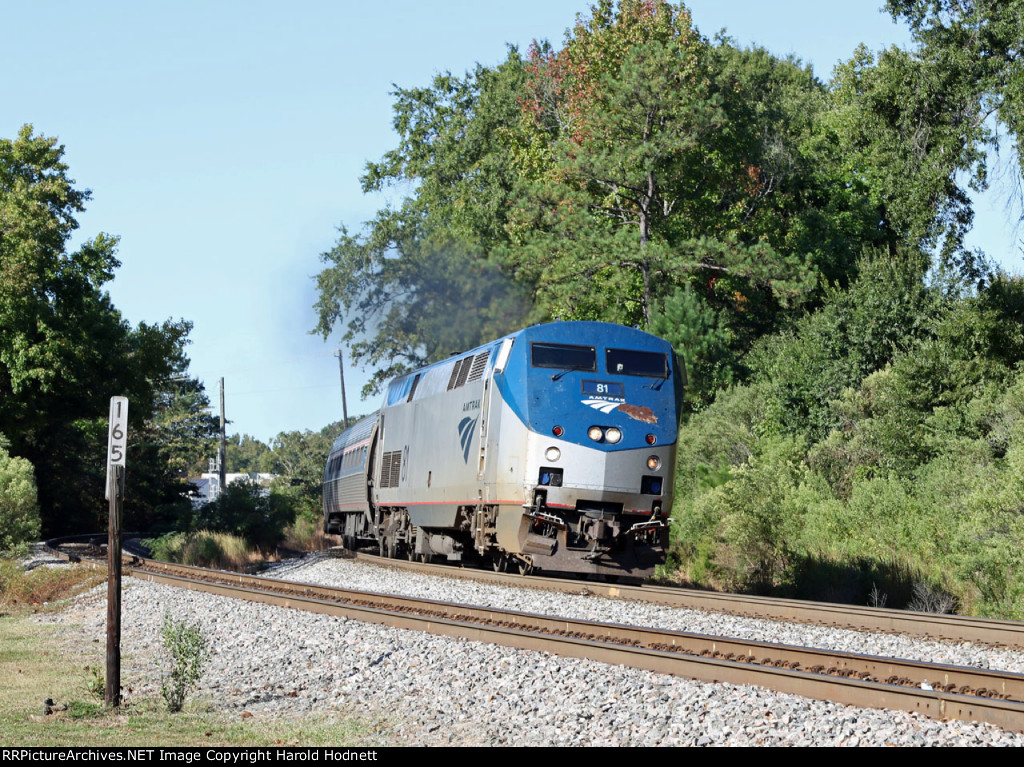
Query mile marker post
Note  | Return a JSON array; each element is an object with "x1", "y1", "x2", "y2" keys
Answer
[{"x1": 105, "y1": 396, "x2": 128, "y2": 707}]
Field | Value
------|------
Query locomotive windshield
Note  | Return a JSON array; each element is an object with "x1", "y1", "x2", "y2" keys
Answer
[
  {"x1": 605, "y1": 348, "x2": 670, "y2": 378},
  {"x1": 531, "y1": 342, "x2": 597, "y2": 371}
]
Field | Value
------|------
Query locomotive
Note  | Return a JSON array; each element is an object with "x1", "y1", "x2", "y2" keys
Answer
[{"x1": 322, "y1": 321, "x2": 684, "y2": 578}]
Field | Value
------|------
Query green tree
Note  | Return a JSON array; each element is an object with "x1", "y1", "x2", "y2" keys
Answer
[
  {"x1": 151, "y1": 375, "x2": 219, "y2": 479},
  {"x1": 226, "y1": 433, "x2": 271, "y2": 474},
  {"x1": 649, "y1": 285, "x2": 735, "y2": 404},
  {"x1": 127, "y1": 353, "x2": 219, "y2": 532},
  {"x1": 314, "y1": 56, "x2": 532, "y2": 394},
  {"x1": 709, "y1": 42, "x2": 895, "y2": 286},
  {"x1": 750, "y1": 249, "x2": 936, "y2": 440},
  {"x1": 0, "y1": 440, "x2": 39, "y2": 552},
  {"x1": 314, "y1": 2, "x2": 905, "y2": 406},
  {"x1": 193, "y1": 479, "x2": 292, "y2": 549},
  {"x1": 826, "y1": 43, "x2": 990, "y2": 273},
  {"x1": 887, "y1": 0, "x2": 1024, "y2": 190},
  {"x1": 508, "y1": 1, "x2": 728, "y2": 325},
  {"x1": 507, "y1": 3, "x2": 827, "y2": 331},
  {"x1": 264, "y1": 423, "x2": 345, "y2": 520},
  {"x1": 0, "y1": 126, "x2": 207, "y2": 535}
]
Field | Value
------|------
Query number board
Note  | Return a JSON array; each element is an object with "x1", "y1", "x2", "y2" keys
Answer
[
  {"x1": 581, "y1": 380, "x2": 625, "y2": 399},
  {"x1": 105, "y1": 397, "x2": 128, "y2": 500}
]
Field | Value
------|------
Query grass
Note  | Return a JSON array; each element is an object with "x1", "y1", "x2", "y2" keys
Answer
[
  {"x1": 0, "y1": 560, "x2": 392, "y2": 746},
  {"x1": 0, "y1": 558, "x2": 103, "y2": 613},
  {"x1": 145, "y1": 531, "x2": 276, "y2": 571},
  {"x1": 282, "y1": 515, "x2": 334, "y2": 553},
  {"x1": 147, "y1": 521, "x2": 334, "y2": 573}
]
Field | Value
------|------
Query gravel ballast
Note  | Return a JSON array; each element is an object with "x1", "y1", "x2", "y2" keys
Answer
[{"x1": 33, "y1": 550, "x2": 1024, "y2": 746}]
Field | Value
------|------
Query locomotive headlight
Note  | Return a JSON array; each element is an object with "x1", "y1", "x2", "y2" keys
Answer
[
  {"x1": 605, "y1": 427, "x2": 622, "y2": 444},
  {"x1": 545, "y1": 447, "x2": 561, "y2": 462},
  {"x1": 587, "y1": 426, "x2": 604, "y2": 442},
  {"x1": 647, "y1": 455, "x2": 661, "y2": 471}
]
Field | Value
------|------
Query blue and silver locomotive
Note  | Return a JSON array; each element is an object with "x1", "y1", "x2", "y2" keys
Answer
[{"x1": 322, "y1": 321, "x2": 684, "y2": 578}]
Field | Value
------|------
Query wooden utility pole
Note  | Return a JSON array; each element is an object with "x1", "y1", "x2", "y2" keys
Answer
[
  {"x1": 106, "y1": 465, "x2": 123, "y2": 707},
  {"x1": 218, "y1": 377, "x2": 226, "y2": 493},
  {"x1": 336, "y1": 350, "x2": 349, "y2": 426},
  {"x1": 105, "y1": 396, "x2": 128, "y2": 708}
]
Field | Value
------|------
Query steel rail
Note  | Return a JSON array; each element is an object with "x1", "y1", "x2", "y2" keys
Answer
[
  {"x1": 354, "y1": 550, "x2": 1024, "y2": 649},
  {"x1": 48, "y1": 536, "x2": 1024, "y2": 651},
  {"x1": 124, "y1": 559, "x2": 1024, "y2": 733},
  {"x1": 44, "y1": 538, "x2": 1024, "y2": 730}
]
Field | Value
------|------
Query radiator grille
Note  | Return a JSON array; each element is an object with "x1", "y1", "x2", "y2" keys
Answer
[
  {"x1": 467, "y1": 351, "x2": 489, "y2": 382},
  {"x1": 379, "y1": 450, "x2": 402, "y2": 488}
]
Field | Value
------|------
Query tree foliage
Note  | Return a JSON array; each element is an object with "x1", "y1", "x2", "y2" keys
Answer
[
  {"x1": 314, "y1": 1, "x2": 930, "y2": 406},
  {"x1": 673, "y1": 270, "x2": 1024, "y2": 614},
  {"x1": 827, "y1": 44, "x2": 990, "y2": 273},
  {"x1": 192, "y1": 479, "x2": 293, "y2": 549},
  {"x1": 263, "y1": 423, "x2": 346, "y2": 520},
  {"x1": 0, "y1": 441, "x2": 39, "y2": 552},
  {"x1": 226, "y1": 433, "x2": 272, "y2": 474},
  {"x1": 310, "y1": 1, "x2": 1024, "y2": 615},
  {"x1": 887, "y1": 0, "x2": 1024, "y2": 182},
  {"x1": 315, "y1": 57, "x2": 533, "y2": 395},
  {"x1": 506, "y1": 3, "x2": 830, "y2": 331},
  {"x1": 0, "y1": 126, "x2": 211, "y2": 535},
  {"x1": 750, "y1": 249, "x2": 936, "y2": 440}
]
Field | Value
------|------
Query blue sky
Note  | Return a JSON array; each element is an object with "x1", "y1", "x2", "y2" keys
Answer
[{"x1": 2, "y1": 1, "x2": 1017, "y2": 444}]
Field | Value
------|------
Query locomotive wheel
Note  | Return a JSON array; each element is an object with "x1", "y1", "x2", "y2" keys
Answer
[
  {"x1": 378, "y1": 536, "x2": 386, "y2": 557},
  {"x1": 517, "y1": 558, "x2": 533, "y2": 576},
  {"x1": 406, "y1": 543, "x2": 416, "y2": 561},
  {"x1": 491, "y1": 553, "x2": 507, "y2": 573},
  {"x1": 386, "y1": 536, "x2": 397, "y2": 559}
]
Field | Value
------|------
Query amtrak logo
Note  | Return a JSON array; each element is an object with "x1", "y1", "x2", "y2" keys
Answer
[
  {"x1": 581, "y1": 398, "x2": 623, "y2": 414},
  {"x1": 458, "y1": 416, "x2": 478, "y2": 463},
  {"x1": 580, "y1": 399, "x2": 659, "y2": 424}
]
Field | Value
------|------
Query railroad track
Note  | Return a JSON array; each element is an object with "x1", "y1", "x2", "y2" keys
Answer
[
  {"x1": 45, "y1": 538, "x2": 1024, "y2": 732},
  {"x1": 352, "y1": 550, "x2": 1024, "y2": 650}
]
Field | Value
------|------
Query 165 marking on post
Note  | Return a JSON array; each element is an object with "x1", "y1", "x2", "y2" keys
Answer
[{"x1": 105, "y1": 396, "x2": 128, "y2": 500}]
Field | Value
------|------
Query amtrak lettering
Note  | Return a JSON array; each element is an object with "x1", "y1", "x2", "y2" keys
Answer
[
  {"x1": 462, "y1": 399, "x2": 481, "y2": 412},
  {"x1": 581, "y1": 398, "x2": 658, "y2": 424}
]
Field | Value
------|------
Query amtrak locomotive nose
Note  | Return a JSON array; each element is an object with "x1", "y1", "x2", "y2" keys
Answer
[{"x1": 323, "y1": 321, "x2": 684, "y2": 578}]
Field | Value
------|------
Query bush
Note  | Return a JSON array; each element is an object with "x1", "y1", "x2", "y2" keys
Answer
[
  {"x1": 145, "y1": 532, "x2": 186, "y2": 563},
  {"x1": 193, "y1": 479, "x2": 293, "y2": 549},
  {"x1": 282, "y1": 514, "x2": 332, "y2": 552},
  {"x1": 0, "y1": 446, "x2": 40, "y2": 552},
  {"x1": 674, "y1": 435, "x2": 818, "y2": 593},
  {"x1": 160, "y1": 613, "x2": 209, "y2": 713},
  {"x1": 674, "y1": 384, "x2": 766, "y2": 498},
  {"x1": 714, "y1": 435, "x2": 812, "y2": 592},
  {"x1": 145, "y1": 530, "x2": 263, "y2": 571},
  {"x1": 748, "y1": 250, "x2": 935, "y2": 440}
]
